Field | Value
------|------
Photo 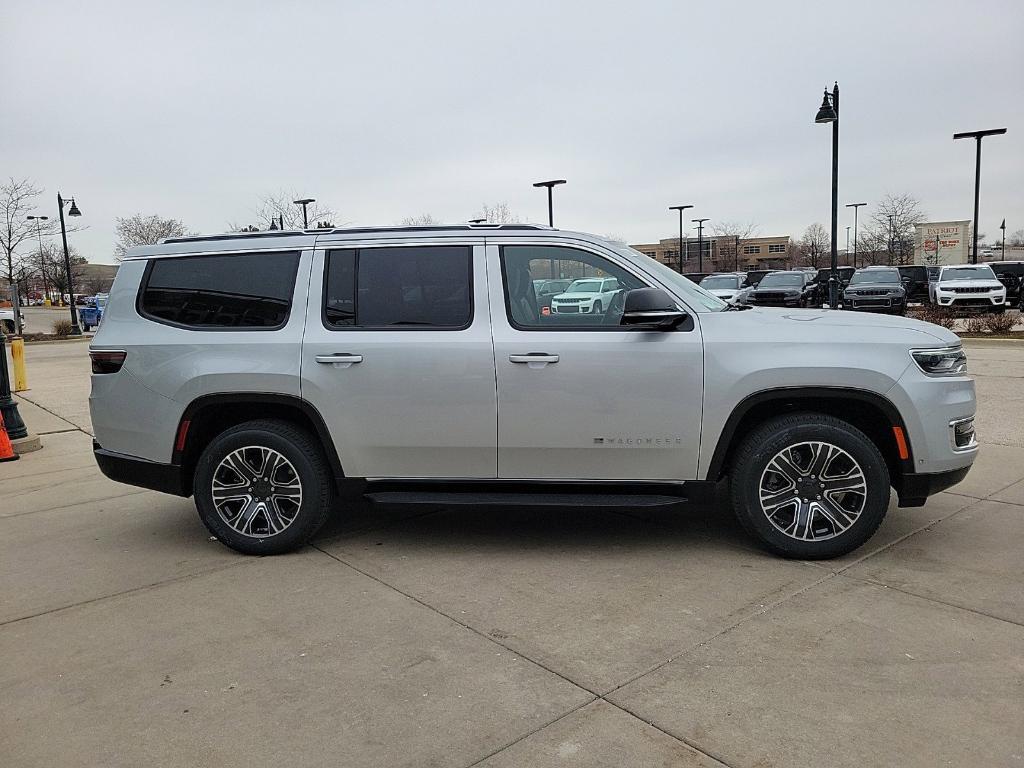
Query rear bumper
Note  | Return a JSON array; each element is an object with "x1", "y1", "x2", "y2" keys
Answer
[
  {"x1": 893, "y1": 465, "x2": 972, "y2": 507},
  {"x1": 94, "y1": 441, "x2": 190, "y2": 497}
]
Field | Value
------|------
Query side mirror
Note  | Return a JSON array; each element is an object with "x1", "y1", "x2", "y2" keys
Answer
[{"x1": 620, "y1": 288, "x2": 688, "y2": 330}]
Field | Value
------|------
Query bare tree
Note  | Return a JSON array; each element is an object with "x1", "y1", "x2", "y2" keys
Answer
[
  {"x1": 1, "y1": 178, "x2": 57, "y2": 298},
  {"x1": 40, "y1": 241, "x2": 87, "y2": 299},
  {"x1": 709, "y1": 220, "x2": 760, "y2": 270},
  {"x1": 475, "y1": 202, "x2": 520, "y2": 224},
  {"x1": 1008, "y1": 229, "x2": 1024, "y2": 248},
  {"x1": 793, "y1": 223, "x2": 830, "y2": 268},
  {"x1": 867, "y1": 193, "x2": 926, "y2": 265},
  {"x1": 400, "y1": 214, "x2": 440, "y2": 226},
  {"x1": 239, "y1": 190, "x2": 338, "y2": 231},
  {"x1": 114, "y1": 213, "x2": 192, "y2": 260}
]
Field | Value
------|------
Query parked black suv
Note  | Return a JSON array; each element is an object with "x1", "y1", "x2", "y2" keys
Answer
[
  {"x1": 986, "y1": 261, "x2": 1024, "y2": 308},
  {"x1": 745, "y1": 270, "x2": 818, "y2": 307},
  {"x1": 897, "y1": 265, "x2": 929, "y2": 303},
  {"x1": 843, "y1": 266, "x2": 907, "y2": 315},
  {"x1": 745, "y1": 269, "x2": 775, "y2": 288},
  {"x1": 815, "y1": 266, "x2": 855, "y2": 294}
]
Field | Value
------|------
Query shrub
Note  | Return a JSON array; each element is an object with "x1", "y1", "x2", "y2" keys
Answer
[
  {"x1": 985, "y1": 311, "x2": 1018, "y2": 334},
  {"x1": 963, "y1": 315, "x2": 988, "y2": 334},
  {"x1": 911, "y1": 305, "x2": 957, "y2": 330},
  {"x1": 52, "y1": 318, "x2": 74, "y2": 337}
]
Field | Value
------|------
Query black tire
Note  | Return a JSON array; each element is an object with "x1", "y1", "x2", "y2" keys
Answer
[
  {"x1": 593, "y1": 301, "x2": 603, "y2": 315},
  {"x1": 728, "y1": 412, "x2": 890, "y2": 559},
  {"x1": 194, "y1": 419, "x2": 334, "y2": 555}
]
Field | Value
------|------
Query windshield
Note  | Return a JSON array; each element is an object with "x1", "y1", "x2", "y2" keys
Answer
[
  {"x1": 758, "y1": 273, "x2": 803, "y2": 288},
  {"x1": 850, "y1": 270, "x2": 900, "y2": 285},
  {"x1": 614, "y1": 245, "x2": 726, "y2": 312},
  {"x1": 566, "y1": 280, "x2": 603, "y2": 293},
  {"x1": 700, "y1": 275, "x2": 739, "y2": 289},
  {"x1": 942, "y1": 266, "x2": 996, "y2": 281}
]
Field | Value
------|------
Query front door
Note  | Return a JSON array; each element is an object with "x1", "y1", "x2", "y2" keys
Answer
[
  {"x1": 488, "y1": 242, "x2": 704, "y2": 481},
  {"x1": 301, "y1": 242, "x2": 496, "y2": 478}
]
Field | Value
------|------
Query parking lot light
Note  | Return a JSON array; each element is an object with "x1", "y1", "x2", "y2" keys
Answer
[
  {"x1": 57, "y1": 192, "x2": 83, "y2": 335},
  {"x1": 293, "y1": 198, "x2": 315, "y2": 229},
  {"x1": 814, "y1": 82, "x2": 840, "y2": 308},
  {"x1": 845, "y1": 202, "x2": 867, "y2": 268},
  {"x1": 953, "y1": 128, "x2": 1006, "y2": 263},
  {"x1": 533, "y1": 180, "x2": 567, "y2": 227},
  {"x1": 692, "y1": 218, "x2": 709, "y2": 274},
  {"x1": 668, "y1": 205, "x2": 693, "y2": 272}
]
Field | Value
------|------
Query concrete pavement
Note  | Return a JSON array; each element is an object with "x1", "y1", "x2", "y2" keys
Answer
[{"x1": 1, "y1": 340, "x2": 1023, "y2": 767}]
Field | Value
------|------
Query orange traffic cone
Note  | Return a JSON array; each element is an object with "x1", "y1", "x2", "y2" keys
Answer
[{"x1": 0, "y1": 412, "x2": 20, "y2": 462}]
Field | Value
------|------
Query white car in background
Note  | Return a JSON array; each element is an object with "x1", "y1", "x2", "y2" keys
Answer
[
  {"x1": 699, "y1": 273, "x2": 751, "y2": 304},
  {"x1": 930, "y1": 264, "x2": 1007, "y2": 311},
  {"x1": 550, "y1": 277, "x2": 621, "y2": 315},
  {"x1": 1, "y1": 306, "x2": 26, "y2": 334}
]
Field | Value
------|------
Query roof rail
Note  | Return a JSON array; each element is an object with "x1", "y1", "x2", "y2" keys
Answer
[{"x1": 162, "y1": 223, "x2": 547, "y2": 245}]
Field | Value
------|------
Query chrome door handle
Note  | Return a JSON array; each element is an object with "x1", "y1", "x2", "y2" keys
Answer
[
  {"x1": 509, "y1": 353, "x2": 559, "y2": 368},
  {"x1": 316, "y1": 353, "x2": 363, "y2": 368}
]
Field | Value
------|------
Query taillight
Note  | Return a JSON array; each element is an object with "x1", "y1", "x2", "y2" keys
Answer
[{"x1": 90, "y1": 349, "x2": 126, "y2": 374}]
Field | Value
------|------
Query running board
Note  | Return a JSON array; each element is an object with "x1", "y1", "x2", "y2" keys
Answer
[{"x1": 364, "y1": 492, "x2": 687, "y2": 507}]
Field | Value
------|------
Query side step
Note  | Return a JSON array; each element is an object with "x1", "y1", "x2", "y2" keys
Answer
[{"x1": 364, "y1": 492, "x2": 687, "y2": 508}]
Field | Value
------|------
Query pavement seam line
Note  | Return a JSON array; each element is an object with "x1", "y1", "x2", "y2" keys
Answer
[
  {"x1": 602, "y1": 699, "x2": 737, "y2": 767},
  {"x1": 13, "y1": 393, "x2": 91, "y2": 435},
  {"x1": 310, "y1": 544, "x2": 604, "y2": 698},
  {"x1": 834, "y1": 572, "x2": 1024, "y2": 629},
  {"x1": 0, "y1": 559, "x2": 253, "y2": 629},
  {"x1": 0, "y1": 488, "x2": 153, "y2": 520},
  {"x1": 461, "y1": 699, "x2": 598, "y2": 768}
]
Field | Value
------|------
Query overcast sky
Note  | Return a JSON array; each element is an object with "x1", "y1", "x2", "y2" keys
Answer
[{"x1": 3, "y1": 0, "x2": 1021, "y2": 264}]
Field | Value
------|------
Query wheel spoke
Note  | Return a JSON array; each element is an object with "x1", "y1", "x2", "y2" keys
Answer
[
  {"x1": 768, "y1": 453, "x2": 804, "y2": 483},
  {"x1": 224, "y1": 451, "x2": 258, "y2": 483},
  {"x1": 761, "y1": 487, "x2": 798, "y2": 513},
  {"x1": 815, "y1": 495, "x2": 858, "y2": 532},
  {"x1": 807, "y1": 442, "x2": 834, "y2": 478},
  {"x1": 213, "y1": 485, "x2": 249, "y2": 505},
  {"x1": 821, "y1": 470, "x2": 866, "y2": 494}
]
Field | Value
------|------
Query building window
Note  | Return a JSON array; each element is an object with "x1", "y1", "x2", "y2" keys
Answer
[
  {"x1": 768, "y1": 244, "x2": 786, "y2": 254},
  {"x1": 743, "y1": 245, "x2": 761, "y2": 255}
]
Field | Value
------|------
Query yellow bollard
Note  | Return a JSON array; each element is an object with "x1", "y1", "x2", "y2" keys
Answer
[{"x1": 11, "y1": 337, "x2": 28, "y2": 392}]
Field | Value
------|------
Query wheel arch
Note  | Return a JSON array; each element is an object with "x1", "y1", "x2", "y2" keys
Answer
[
  {"x1": 706, "y1": 387, "x2": 914, "y2": 484},
  {"x1": 173, "y1": 393, "x2": 344, "y2": 496}
]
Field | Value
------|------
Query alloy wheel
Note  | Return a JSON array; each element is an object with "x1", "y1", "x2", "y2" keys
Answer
[
  {"x1": 211, "y1": 446, "x2": 303, "y2": 538},
  {"x1": 758, "y1": 440, "x2": 867, "y2": 541}
]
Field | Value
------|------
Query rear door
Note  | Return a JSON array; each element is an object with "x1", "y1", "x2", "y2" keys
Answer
[{"x1": 301, "y1": 240, "x2": 497, "y2": 479}]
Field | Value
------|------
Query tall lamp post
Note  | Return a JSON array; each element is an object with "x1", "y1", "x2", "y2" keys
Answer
[
  {"x1": 57, "y1": 193, "x2": 82, "y2": 335},
  {"x1": 953, "y1": 128, "x2": 1006, "y2": 263},
  {"x1": 692, "y1": 218, "x2": 709, "y2": 274},
  {"x1": 533, "y1": 180, "x2": 566, "y2": 227},
  {"x1": 845, "y1": 202, "x2": 867, "y2": 268},
  {"x1": 293, "y1": 198, "x2": 315, "y2": 229},
  {"x1": 1000, "y1": 218, "x2": 1006, "y2": 260},
  {"x1": 814, "y1": 82, "x2": 840, "y2": 308},
  {"x1": 734, "y1": 235, "x2": 740, "y2": 271},
  {"x1": 668, "y1": 205, "x2": 693, "y2": 272},
  {"x1": 846, "y1": 226, "x2": 851, "y2": 263}
]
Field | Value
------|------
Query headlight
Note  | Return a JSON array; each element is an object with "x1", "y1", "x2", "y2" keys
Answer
[{"x1": 910, "y1": 346, "x2": 967, "y2": 376}]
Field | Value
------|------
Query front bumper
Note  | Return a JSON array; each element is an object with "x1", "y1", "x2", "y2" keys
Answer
[
  {"x1": 94, "y1": 441, "x2": 190, "y2": 497},
  {"x1": 936, "y1": 292, "x2": 1006, "y2": 308},
  {"x1": 894, "y1": 465, "x2": 972, "y2": 507},
  {"x1": 551, "y1": 302, "x2": 596, "y2": 314}
]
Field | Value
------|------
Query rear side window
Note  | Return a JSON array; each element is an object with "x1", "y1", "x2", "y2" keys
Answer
[
  {"x1": 324, "y1": 246, "x2": 472, "y2": 329},
  {"x1": 139, "y1": 251, "x2": 300, "y2": 329}
]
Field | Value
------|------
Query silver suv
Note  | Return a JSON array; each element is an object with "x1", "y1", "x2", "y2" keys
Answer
[{"x1": 89, "y1": 225, "x2": 978, "y2": 559}]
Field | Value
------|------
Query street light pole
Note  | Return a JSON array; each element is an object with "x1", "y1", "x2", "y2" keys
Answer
[
  {"x1": 845, "y1": 202, "x2": 867, "y2": 268},
  {"x1": 533, "y1": 180, "x2": 567, "y2": 227},
  {"x1": 953, "y1": 128, "x2": 1006, "y2": 264},
  {"x1": 668, "y1": 205, "x2": 693, "y2": 272},
  {"x1": 293, "y1": 198, "x2": 315, "y2": 229},
  {"x1": 1000, "y1": 218, "x2": 1006, "y2": 260},
  {"x1": 57, "y1": 192, "x2": 82, "y2": 335},
  {"x1": 692, "y1": 218, "x2": 709, "y2": 274},
  {"x1": 846, "y1": 226, "x2": 851, "y2": 264},
  {"x1": 814, "y1": 81, "x2": 840, "y2": 308},
  {"x1": 734, "y1": 235, "x2": 740, "y2": 271}
]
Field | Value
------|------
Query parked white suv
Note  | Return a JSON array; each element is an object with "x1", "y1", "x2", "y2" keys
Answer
[
  {"x1": 89, "y1": 225, "x2": 977, "y2": 559},
  {"x1": 550, "y1": 277, "x2": 621, "y2": 316},
  {"x1": 930, "y1": 264, "x2": 1007, "y2": 311}
]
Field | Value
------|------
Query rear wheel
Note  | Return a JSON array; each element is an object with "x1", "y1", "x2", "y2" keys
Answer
[
  {"x1": 194, "y1": 419, "x2": 334, "y2": 555},
  {"x1": 729, "y1": 413, "x2": 890, "y2": 559}
]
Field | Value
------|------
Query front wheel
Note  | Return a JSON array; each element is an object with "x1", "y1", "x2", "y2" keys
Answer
[
  {"x1": 194, "y1": 419, "x2": 334, "y2": 555},
  {"x1": 729, "y1": 413, "x2": 890, "y2": 559}
]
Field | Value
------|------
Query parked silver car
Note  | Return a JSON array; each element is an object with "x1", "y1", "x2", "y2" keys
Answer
[{"x1": 89, "y1": 224, "x2": 977, "y2": 559}]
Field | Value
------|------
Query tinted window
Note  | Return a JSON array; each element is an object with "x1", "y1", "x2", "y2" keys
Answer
[
  {"x1": 140, "y1": 251, "x2": 299, "y2": 329},
  {"x1": 324, "y1": 246, "x2": 472, "y2": 329}
]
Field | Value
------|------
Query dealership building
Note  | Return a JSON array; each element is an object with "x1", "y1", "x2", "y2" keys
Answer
[{"x1": 630, "y1": 235, "x2": 792, "y2": 272}]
